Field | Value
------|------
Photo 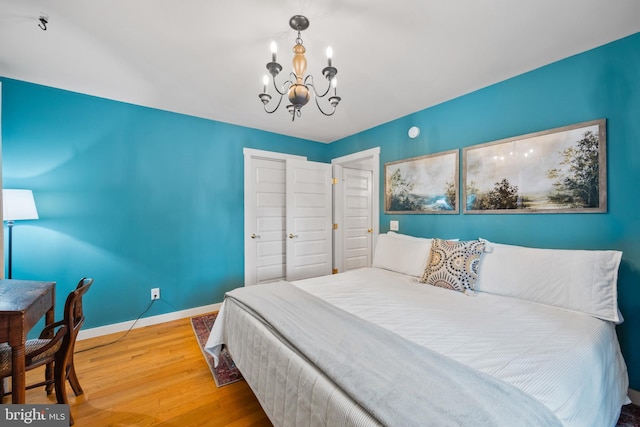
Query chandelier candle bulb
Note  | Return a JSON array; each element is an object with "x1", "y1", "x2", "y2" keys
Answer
[
  {"x1": 270, "y1": 41, "x2": 277, "y2": 62},
  {"x1": 326, "y1": 46, "x2": 333, "y2": 67},
  {"x1": 263, "y1": 75, "x2": 269, "y2": 93}
]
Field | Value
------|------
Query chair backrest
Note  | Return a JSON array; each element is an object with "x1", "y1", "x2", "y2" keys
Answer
[{"x1": 58, "y1": 278, "x2": 93, "y2": 367}]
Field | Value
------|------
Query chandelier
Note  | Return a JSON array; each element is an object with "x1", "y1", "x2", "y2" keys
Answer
[{"x1": 258, "y1": 15, "x2": 340, "y2": 121}]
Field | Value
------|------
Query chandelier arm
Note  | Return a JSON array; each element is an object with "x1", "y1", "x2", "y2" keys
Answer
[
  {"x1": 263, "y1": 93, "x2": 285, "y2": 114},
  {"x1": 271, "y1": 76, "x2": 293, "y2": 97},
  {"x1": 304, "y1": 75, "x2": 332, "y2": 98},
  {"x1": 314, "y1": 95, "x2": 338, "y2": 116}
]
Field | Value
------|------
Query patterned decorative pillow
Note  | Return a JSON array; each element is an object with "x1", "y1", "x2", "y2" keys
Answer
[{"x1": 420, "y1": 238, "x2": 486, "y2": 294}]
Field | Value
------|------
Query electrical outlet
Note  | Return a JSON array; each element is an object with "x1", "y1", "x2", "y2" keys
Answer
[
  {"x1": 151, "y1": 288, "x2": 160, "y2": 300},
  {"x1": 390, "y1": 220, "x2": 399, "y2": 231}
]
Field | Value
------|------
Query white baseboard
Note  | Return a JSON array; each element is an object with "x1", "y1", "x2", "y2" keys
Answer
[
  {"x1": 628, "y1": 388, "x2": 640, "y2": 406},
  {"x1": 77, "y1": 302, "x2": 222, "y2": 341}
]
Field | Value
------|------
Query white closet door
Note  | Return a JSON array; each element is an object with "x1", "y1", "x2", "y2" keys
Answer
[
  {"x1": 244, "y1": 149, "x2": 305, "y2": 286},
  {"x1": 244, "y1": 149, "x2": 332, "y2": 286},
  {"x1": 343, "y1": 167, "x2": 373, "y2": 271},
  {"x1": 250, "y1": 158, "x2": 287, "y2": 285},
  {"x1": 285, "y1": 159, "x2": 333, "y2": 281}
]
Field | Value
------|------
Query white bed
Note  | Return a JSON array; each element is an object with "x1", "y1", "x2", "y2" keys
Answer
[{"x1": 206, "y1": 233, "x2": 629, "y2": 427}]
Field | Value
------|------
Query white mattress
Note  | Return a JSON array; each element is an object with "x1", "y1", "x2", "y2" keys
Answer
[{"x1": 209, "y1": 267, "x2": 628, "y2": 427}]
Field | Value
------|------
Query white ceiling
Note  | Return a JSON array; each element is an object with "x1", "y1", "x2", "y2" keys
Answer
[{"x1": 1, "y1": 1, "x2": 639, "y2": 143}]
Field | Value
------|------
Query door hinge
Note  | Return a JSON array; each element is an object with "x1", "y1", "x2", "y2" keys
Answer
[
  {"x1": 333, "y1": 223, "x2": 338, "y2": 230},
  {"x1": 332, "y1": 268, "x2": 339, "y2": 274},
  {"x1": 331, "y1": 177, "x2": 338, "y2": 184}
]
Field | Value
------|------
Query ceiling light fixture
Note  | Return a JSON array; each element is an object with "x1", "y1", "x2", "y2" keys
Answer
[{"x1": 258, "y1": 15, "x2": 340, "y2": 121}]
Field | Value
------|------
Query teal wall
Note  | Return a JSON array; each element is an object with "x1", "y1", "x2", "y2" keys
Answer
[
  {"x1": 328, "y1": 32, "x2": 640, "y2": 387},
  {"x1": 0, "y1": 79, "x2": 327, "y2": 330},
  {"x1": 2, "y1": 32, "x2": 639, "y2": 388}
]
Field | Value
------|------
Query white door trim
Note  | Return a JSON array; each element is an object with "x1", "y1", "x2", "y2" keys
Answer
[{"x1": 331, "y1": 147, "x2": 380, "y2": 274}]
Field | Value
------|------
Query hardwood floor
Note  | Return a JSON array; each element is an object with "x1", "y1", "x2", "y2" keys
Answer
[{"x1": 21, "y1": 317, "x2": 272, "y2": 426}]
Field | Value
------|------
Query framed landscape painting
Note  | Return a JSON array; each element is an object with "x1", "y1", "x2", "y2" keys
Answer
[
  {"x1": 462, "y1": 119, "x2": 607, "y2": 214},
  {"x1": 385, "y1": 149, "x2": 459, "y2": 214}
]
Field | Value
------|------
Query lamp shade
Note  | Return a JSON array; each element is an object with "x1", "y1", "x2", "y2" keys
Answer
[{"x1": 2, "y1": 189, "x2": 39, "y2": 221}]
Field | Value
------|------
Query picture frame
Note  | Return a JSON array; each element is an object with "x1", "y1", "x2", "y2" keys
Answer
[
  {"x1": 462, "y1": 119, "x2": 606, "y2": 214},
  {"x1": 384, "y1": 149, "x2": 459, "y2": 214}
]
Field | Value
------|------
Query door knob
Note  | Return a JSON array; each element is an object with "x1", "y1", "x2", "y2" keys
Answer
[
  {"x1": 250, "y1": 233, "x2": 260, "y2": 239},
  {"x1": 367, "y1": 228, "x2": 373, "y2": 233},
  {"x1": 288, "y1": 233, "x2": 298, "y2": 239}
]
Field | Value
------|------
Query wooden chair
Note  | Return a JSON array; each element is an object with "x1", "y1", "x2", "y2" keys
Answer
[{"x1": 0, "y1": 278, "x2": 93, "y2": 422}]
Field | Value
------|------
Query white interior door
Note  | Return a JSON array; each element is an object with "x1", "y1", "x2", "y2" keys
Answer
[
  {"x1": 331, "y1": 147, "x2": 380, "y2": 274},
  {"x1": 250, "y1": 158, "x2": 286, "y2": 284},
  {"x1": 343, "y1": 168, "x2": 373, "y2": 271},
  {"x1": 286, "y1": 159, "x2": 333, "y2": 281},
  {"x1": 244, "y1": 149, "x2": 305, "y2": 286}
]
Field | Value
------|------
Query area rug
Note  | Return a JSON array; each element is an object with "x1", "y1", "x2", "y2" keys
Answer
[
  {"x1": 619, "y1": 403, "x2": 640, "y2": 427},
  {"x1": 191, "y1": 312, "x2": 244, "y2": 387},
  {"x1": 191, "y1": 312, "x2": 640, "y2": 422}
]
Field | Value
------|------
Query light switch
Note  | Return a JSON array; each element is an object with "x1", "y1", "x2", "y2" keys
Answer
[{"x1": 390, "y1": 220, "x2": 399, "y2": 231}]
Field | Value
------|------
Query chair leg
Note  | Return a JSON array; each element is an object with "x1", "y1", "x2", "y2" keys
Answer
[
  {"x1": 66, "y1": 361, "x2": 84, "y2": 396},
  {"x1": 45, "y1": 361, "x2": 54, "y2": 395},
  {"x1": 54, "y1": 360, "x2": 69, "y2": 406},
  {"x1": 54, "y1": 359, "x2": 77, "y2": 426}
]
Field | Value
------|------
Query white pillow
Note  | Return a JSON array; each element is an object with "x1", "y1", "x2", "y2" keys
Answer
[
  {"x1": 475, "y1": 239, "x2": 622, "y2": 322},
  {"x1": 372, "y1": 233, "x2": 432, "y2": 277}
]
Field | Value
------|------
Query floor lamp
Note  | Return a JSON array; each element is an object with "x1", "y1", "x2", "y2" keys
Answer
[{"x1": 2, "y1": 189, "x2": 39, "y2": 279}]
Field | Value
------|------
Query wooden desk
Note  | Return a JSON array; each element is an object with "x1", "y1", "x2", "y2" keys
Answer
[{"x1": 0, "y1": 279, "x2": 55, "y2": 403}]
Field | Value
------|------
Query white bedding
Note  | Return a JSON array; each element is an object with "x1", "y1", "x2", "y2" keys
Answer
[
  {"x1": 213, "y1": 296, "x2": 382, "y2": 426},
  {"x1": 207, "y1": 267, "x2": 628, "y2": 427}
]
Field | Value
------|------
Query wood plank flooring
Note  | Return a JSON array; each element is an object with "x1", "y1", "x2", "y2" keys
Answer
[{"x1": 21, "y1": 317, "x2": 272, "y2": 427}]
